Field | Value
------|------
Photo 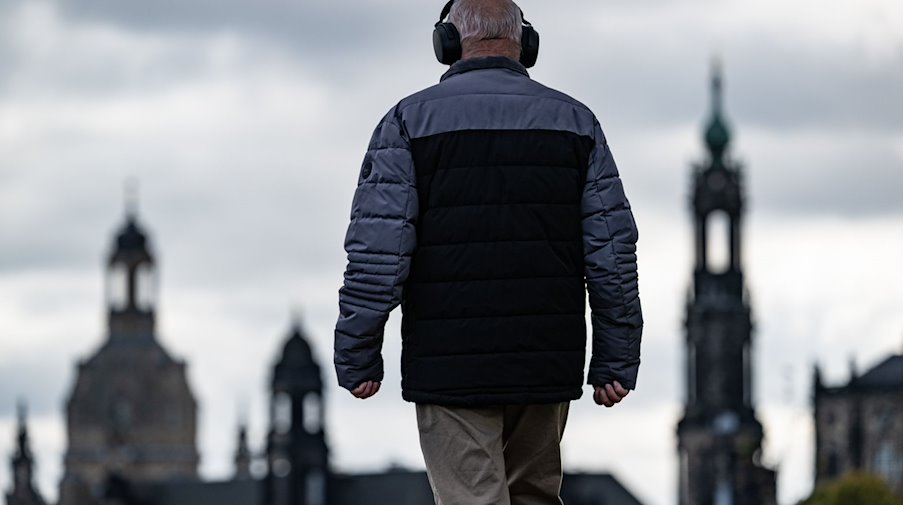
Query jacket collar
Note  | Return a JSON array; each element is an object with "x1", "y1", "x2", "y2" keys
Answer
[{"x1": 440, "y1": 56, "x2": 529, "y2": 82}]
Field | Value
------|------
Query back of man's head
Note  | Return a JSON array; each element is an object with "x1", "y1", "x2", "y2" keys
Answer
[{"x1": 449, "y1": 0, "x2": 522, "y2": 60}]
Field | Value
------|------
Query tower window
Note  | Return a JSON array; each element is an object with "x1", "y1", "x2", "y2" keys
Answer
[
  {"x1": 307, "y1": 471, "x2": 326, "y2": 505},
  {"x1": 687, "y1": 345, "x2": 697, "y2": 405},
  {"x1": 135, "y1": 263, "x2": 156, "y2": 311},
  {"x1": 679, "y1": 449, "x2": 690, "y2": 505},
  {"x1": 705, "y1": 210, "x2": 731, "y2": 274},
  {"x1": 107, "y1": 264, "x2": 129, "y2": 310},
  {"x1": 113, "y1": 400, "x2": 131, "y2": 426},
  {"x1": 273, "y1": 393, "x2": 292, "y2": 434},
  {"x1": 827, "y1": 452, "x2": 839, "y2": 477},
  {"x1": 303, "y1": 393, "x2": 321, "y2": 434},
  {"x1": 271, "y1": 457, "x2": 291, "y2": 478},
  {"x1": 714, "y1": 476, "x2": 732, "y2": 505},
  {"x1": 742, "y1": 343, "x2": 751, "y2": 407},
  {"x1": 874, "y1": 443, "x2": 902, "y2": 488},
  {"x1": 111, "y1": 399, "x2": 132, "y2": 443}
]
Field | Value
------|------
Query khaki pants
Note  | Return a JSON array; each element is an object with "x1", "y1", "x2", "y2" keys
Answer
[{"x1": 416, "y1": 402, "x2": 570, "y2": 505}]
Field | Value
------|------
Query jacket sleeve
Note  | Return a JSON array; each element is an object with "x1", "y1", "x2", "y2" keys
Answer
[
  {"x1": 582, "y1": 119, "x2": 643, "y2": 390},
  {"x1": 334, "y1": 107, "x2": 418, "y2": 391}
]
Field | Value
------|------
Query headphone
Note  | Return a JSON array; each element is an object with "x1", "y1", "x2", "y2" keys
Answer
[{"x1": 432, "y1": 0, "x2": 540, "y2": 68}]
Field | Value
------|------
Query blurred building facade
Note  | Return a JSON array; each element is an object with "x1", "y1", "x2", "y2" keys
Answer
[
  {"x1": 813, "y1": 354, "x2": 903, "y2": 494},
  {"x1": 676, "y1": 65, "x2": 778, "y2": 505},
  {"x1": 6, "y1": 211, "x2": 647, "y2": 505},
  {"x1": 58, "y1": 211, "x2": 198, "y2": 505}
]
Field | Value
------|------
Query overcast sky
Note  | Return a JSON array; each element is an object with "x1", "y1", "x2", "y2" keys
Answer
[{"x1": 1, "y1": 1, "x2": 901, "y2": 505}]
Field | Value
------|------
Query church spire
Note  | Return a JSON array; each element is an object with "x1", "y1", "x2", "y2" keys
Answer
[
  {"x1": 705, "y1": 59, "x2": 731, "y2": 165},
  {"x1": 6, "y1": 401, "x2": 46, "y2": 505},
  {"x1": 678, "y1": 61, "x2": 776, "y2": 505},
  {"x1": 233, "y1": 423, "x2": 252, "y2": 480}
]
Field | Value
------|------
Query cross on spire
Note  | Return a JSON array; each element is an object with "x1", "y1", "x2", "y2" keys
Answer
[
  {"x1": 711, "y1": 57, "x2": 723, "y2": 114},
  {"x1": 125, "y1": 177, "x2": 140, "y2": 219}
]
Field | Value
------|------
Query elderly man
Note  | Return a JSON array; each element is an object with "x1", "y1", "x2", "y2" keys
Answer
[{"x1": 334, "y1": 0, "x2": 643, "y2": 503}]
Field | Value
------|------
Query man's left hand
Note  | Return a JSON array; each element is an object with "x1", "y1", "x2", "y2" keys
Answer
[
  {"x1": 351, "y1": 380, "x2": 381, "y2": 399},
  {"x1": 593, "y1": 381, "x2": 630, "y2": 407}
]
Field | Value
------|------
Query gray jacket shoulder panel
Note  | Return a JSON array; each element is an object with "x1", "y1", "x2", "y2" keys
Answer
[{"x1": 396, "y1": 64, "x2": 597, "y2": 141}]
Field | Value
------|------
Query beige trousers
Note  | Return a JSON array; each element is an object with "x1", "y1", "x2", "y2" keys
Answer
[{"x1": 416, "y1": 402, "x2": 570, "y2": 505}]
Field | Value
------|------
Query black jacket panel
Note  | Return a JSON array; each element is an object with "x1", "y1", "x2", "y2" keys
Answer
[{"x1": 400, "y1": 129, "x2": 592, "y2": 405}]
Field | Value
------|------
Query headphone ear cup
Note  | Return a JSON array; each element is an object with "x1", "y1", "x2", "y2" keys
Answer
[
  {"x1": 520, "y1": 25, "x2": 540, "y2": 68},
  {"x1": 433, "y1": 23, "x2": 462, "y2": 65}
]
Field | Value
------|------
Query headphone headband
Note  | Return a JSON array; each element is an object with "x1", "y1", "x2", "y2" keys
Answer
[
  {"x1": 439, "y1": 0, "x2": 454, "y2": 23},
  {"x1": 438, "y1": 1, "x2": 532, "y2": 28}
]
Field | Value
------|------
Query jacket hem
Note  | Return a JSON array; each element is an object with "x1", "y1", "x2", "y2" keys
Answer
[{"x1": 402, "y1": 388, "x2": 583, "y2": 407}]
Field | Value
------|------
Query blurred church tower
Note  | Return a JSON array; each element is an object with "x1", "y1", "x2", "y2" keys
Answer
[
  {"x1": 676, "y1": 63, "x2": 777, "y2": 505},
  {"x1": 58, "y1": 204, "x2": 198, "y2": 505},
  {"x1": 5, "y1": 403, "x2": 46, "y2": 505},
  {"x1": 265, "y1": 319, "x2": 329, "y2": 505}
]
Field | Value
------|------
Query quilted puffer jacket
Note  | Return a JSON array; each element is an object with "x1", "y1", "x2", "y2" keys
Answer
[{"x1": 335, "y1": 56, "x2": 642, "y2": 406}]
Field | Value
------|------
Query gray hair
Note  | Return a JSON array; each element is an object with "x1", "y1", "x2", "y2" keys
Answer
[{"x1": 449, "y1": 0, "x2": 522, "y2": 45}]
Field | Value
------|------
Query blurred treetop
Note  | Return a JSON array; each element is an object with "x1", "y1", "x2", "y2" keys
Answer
[{"x1": 798, "y1": 473, "x2": 903, "y2": 505}]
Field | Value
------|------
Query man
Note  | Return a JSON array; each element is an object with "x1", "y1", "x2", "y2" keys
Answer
[{"x1": 334, "y1": 0, "x2": 642, "y2": 503}]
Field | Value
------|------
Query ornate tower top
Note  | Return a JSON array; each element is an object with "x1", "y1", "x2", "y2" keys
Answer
[
  {"x1": 6, "y1": 401, "x2": 47, "y2": 505},
  {"x1": 110, "y1": 217, "x2": 152, "y2": 267},
  {"x1": 111, "y1": 179, "x2": 152, "y2": 269},
  {"x1": 272, "y1": 317, "x2": 322, "y2": 394},
  {"x1": 691, "y1": 61, "x2": 744, "y2": 277},
  {"x1": 105, "y1": 192, "x2": 159, "y2": 343}
]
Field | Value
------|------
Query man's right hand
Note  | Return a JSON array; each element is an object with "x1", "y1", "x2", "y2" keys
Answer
[
  {"x1": 593, "y1": 381, "x2": 630, "y2": 407},
  {"x1": 351, "y1": 380, "x2": 381, "y2": 399}
]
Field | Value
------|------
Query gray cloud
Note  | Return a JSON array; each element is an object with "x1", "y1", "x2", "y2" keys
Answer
[
  {"x1": 552, "y1": 32, "x2": 903, "y2": 136},
  {"x1": 25, "y1": 0, "x2": 903, "y2": 134},
  {"x1": 0, "y1": 356, "x2": 72, "y2": 418},
  {"x1": 55, "y1": 0, "x2": 427, "y2": 71},
  {"x1": 745, "y1": 135, "x2": 903, "y2": 217}
]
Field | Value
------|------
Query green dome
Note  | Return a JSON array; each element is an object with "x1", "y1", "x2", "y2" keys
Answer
[{"x1": 705, "y1": 114, "x2": 730, "y2": 160}]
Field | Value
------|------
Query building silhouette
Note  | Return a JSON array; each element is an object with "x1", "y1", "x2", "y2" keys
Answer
[
  {"x1": 676, "y1": 64, "x2": 778, "y2": 505},
  {"x1": 264, "y1": 324, "x2": 329, "y2": 505},
  {"x1": 813, "y1": 353, "x2": 903, "y2": 494},
  {"x1": 6, "y1": 207, "x2": 646, "y2": 505}
]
